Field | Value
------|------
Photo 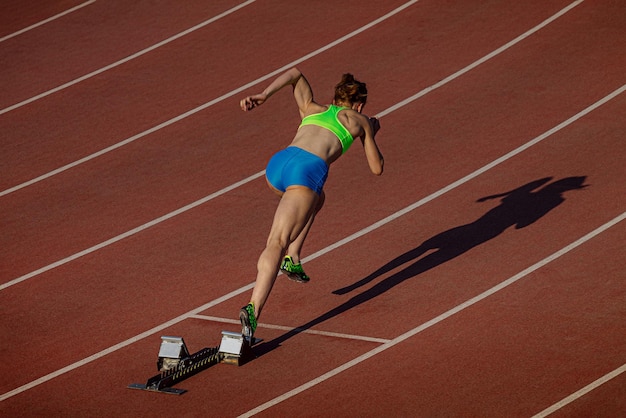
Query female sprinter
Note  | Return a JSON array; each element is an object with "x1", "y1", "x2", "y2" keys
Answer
[{"x1": 238, "y1": 67, "x2": 384, "y2": 340}]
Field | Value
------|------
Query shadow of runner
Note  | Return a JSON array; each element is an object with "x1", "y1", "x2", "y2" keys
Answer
[
  {"x1": 254, "y1": 176, "x2": 588, "y2": 356},
  {"x1": 334, "y1": 176, "x2": 589, "y2": 294}
]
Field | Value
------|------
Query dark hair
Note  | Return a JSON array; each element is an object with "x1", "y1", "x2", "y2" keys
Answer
[{"x1": 334, "y1": 73, "x2": 367, "y2": 105}]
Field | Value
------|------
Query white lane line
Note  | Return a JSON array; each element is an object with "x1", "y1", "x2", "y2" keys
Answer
[
  {"x1": 532, "y1": 363, "x2": 626, "y2": 417},
  {"x1": 239, "y1": 213, "x2": 626, "y2": 417},
  {"x1": 0, "y1": 0, "x2": 584, "y2": 198},
  {"x1": 189, "y1": 314, "x2": 392, "y2": 344},
  {"x1": 377, "y1": 0, "x2": 584, "y2": 118},
  {"x1": 1, "y1": 84, "x2": 622, "y2": 401},
  {"x1": 0, "y1": 0, "x2": 255, "y2": 115},
  {"x1": 0, "y1": 171, "x2": 266, "y2": 291},
  {"x1": 0, "y1": 0, "x2": 421, "y2": 197},
  {"x1": 0, "y1": 0, "x2": 96, "y2": 43}
]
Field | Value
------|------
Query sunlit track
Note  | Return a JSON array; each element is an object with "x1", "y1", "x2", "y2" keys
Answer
[
  {"x1": 299, "y1": 83, "x2": 625, "y2": 265},
  {"x1": 0, "y1": 171, "x2": 265, "y2": 290},
  {"x1": 0, "y1": 0, "x2": 581, "y2": 197},
  {"x1": 0, "y1": 1, "x2": 593, "y2": 291},
  {"x1": 3, "y1": 211, "x2": 622, "y2": 402},
  {"x1": 0, "y1": 0, "x2": 96, "y2": 43},
  {"x1": 532, "y1": 362, "x2": 626, "y2": 417},
  {"x1": 0, "y1": 0, "x2": 255, "y2": 116},
  {"x1": 239, "y1": 213, "x2": 626, "y2": 417},
  {"x1": 376, "y1": 0, "x2": 583, "y2": 118},
  {"x1": 2, "y1": 0, "x2": 624, "y2": 414},
  {"x1": 0, "y1": 0, "x2": 421, "y2": 197},
  {"x1": 1, "y1": 85, "x2": 622, "y2": 401},
  {"x1": 0, "y1": 0, "x2": 596, "y2": 291},
  {"x1": 0, "y1": 282, "x2": 254, "y2": 402}
]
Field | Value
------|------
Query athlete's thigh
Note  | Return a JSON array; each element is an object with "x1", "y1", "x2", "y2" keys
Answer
[{"x1": 268, "y1": 186, "x2": 319, "y2": 244}]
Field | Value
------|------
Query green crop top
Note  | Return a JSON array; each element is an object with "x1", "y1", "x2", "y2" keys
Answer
[{"x1": 299, "y1": 104, "x2": 355, "y2": 154}]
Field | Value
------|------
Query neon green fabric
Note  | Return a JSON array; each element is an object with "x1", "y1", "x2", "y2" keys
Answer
[{"x1": 299, "y1": 105, "x2": 354, "y2": 154}]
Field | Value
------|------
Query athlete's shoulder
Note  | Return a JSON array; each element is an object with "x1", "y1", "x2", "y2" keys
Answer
[
  {"x1": 341, "y1": 108, "x2": 369, "y2": 125},
  {"x1": 301, "y1": 102, "x2": 329, "y2": 118}
]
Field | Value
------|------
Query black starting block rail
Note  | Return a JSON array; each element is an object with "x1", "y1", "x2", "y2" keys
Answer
[
  {"x1": 128, "y1": 332, "x2": 257, "y2": 395},
  {"x1": 129, "y1": 345, "x2": 223, "y2": 395}
]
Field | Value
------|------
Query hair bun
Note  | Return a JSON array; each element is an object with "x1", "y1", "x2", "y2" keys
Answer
[
  {"x1": 334, "y1": 73, "x2": 368, "y2": 105},
  {"x1": 342, "y1": 73, "x2": 355, "y2": 84}
]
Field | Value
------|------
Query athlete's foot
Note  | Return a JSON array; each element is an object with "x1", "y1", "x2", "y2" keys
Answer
[
  {"x1": 239, "y1": 303, "x2": 257, "y2": 340},
  {"x1": 280, "y1": 256, "x2": 310, "y2": 283}
]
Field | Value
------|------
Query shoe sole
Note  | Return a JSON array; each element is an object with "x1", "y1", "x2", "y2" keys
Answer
[
  {"x1": 239, "y1": 309, "x2": 254, "y2": 339},
  {"x1": 282, "y1": 269, "x2": 310, "y2": 283}
]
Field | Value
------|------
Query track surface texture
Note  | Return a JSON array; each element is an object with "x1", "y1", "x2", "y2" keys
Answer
[{"x1": 1, "y1": 0, "x2": 624, "y2": 416}]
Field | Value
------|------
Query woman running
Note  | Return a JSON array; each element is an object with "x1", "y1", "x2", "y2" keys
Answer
[{"x1": 238, "y1": 67, "x2": 384, "y2": 340}]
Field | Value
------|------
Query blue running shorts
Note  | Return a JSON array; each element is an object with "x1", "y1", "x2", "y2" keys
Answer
[{"x1": 265, "y1": 147, "x2": 329, "y2": 195}]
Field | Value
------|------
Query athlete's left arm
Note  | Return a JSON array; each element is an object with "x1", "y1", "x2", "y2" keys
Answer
[{"x1": 358, "y1": 115, "x2": 384, "y2": 175}]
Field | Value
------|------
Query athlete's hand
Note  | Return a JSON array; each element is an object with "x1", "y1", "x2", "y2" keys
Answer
[
  {"x1": 240, "y1": 93, "x2": 267, "y2": 111},
  {"x1": 369, "y1": 117, "x2": 381, "y2": 136}
]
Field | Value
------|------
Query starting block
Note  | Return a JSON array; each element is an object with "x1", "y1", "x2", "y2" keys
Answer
[
  {"x1": 157, "y1": 336, "x2": 190, "y2": 371},
  {"x1": 218, "y1": 331, "x2": 259, "y2": 366},
  {"x1": 128, "y1": 331, "x2": 259, "y2": 395}
]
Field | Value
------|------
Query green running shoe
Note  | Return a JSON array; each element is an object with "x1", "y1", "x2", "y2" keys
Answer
[
  {"x1": 280, "y1": 256, "x2": 310, "y2": 283},
  {"x1": 239, "y1": 303, "x2": 257, "y2": 340}
]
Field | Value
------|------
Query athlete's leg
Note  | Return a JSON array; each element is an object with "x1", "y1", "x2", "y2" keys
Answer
[
  {"x1": 286, "y1": 190, "x2": 325, "y2": 264},
  {"x1": 249, "y1": 186, "x2": 319, "y2": 318}
]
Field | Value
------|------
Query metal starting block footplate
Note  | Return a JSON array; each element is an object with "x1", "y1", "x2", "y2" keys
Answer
[{"x1": 218, "y1": 331, "x2": 260, "y2": 366}]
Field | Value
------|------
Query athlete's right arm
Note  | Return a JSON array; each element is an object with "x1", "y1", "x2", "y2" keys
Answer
[{"x1": 240, "y1": 67, "x2": 314, "y2": 115}]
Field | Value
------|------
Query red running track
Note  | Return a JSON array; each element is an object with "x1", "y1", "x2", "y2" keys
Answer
[{"x1": 1, "y1": 0, "x2": 624, "y2": 416}]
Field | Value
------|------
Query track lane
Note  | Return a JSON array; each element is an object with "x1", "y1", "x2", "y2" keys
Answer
[
  {"x1": 2, "y1": 69, "x2": 623, "y2": 407},
  {"x1": 252, "y1": 217, "x2": 624, "y2": 417},
  {"x1": 2, "y1": 0, "x2": 620, "y2": 414},
  {"x1": 1, "y1": 0, "x2": 413, "y2": 282},
  {"x1": 535, "y1": 364, "x2": 626, "y2": 417},
  {"x1": 0, "y1": 0, "x2": 589, "y2": 285},
  {"x1": 0, "y1": 0, "x2": 246, "y2": 109},
  {"x1": 208, "y1": 86, "x2": 626, "y2": 342},
  {"x1": 1, "y1": 0, "x2": 616, "y2": 388},
  {"x1": 0, "y1": 0, "x2": 408, "y2": 191},
  {"x1": 0, "y1": 0, "x2": 90, "y2": 39}
]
